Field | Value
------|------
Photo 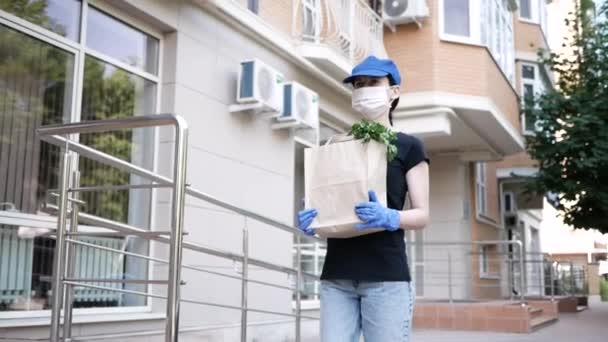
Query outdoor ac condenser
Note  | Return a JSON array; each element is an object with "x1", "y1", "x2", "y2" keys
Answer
[
  {"x1": 235, "y1": 59, "x2": 284, "y2": 114},
  {"x1": 271, "y1": 82, "x2": 319, "y2": 130},
  {"x1": 382, "y1": 0, "x2": 430, "y2": 25}
]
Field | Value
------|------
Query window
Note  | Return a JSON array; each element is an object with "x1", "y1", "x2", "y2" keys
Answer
[
  {"x1": 0, "y1": 0, "x2": 81, "y2": 41},
  {"x1": 521, "y1": 63, "x2": 547, "y2": 134},
  {"x1": 302, "y1": 0, "x2": 320, "y2": 40},
  {"x1": 503, "y1": 191, "x2": 516, "y2": 213},
  {"x1": 520, "y1": 0, "x2": 532, "y2": 19},
  {"x1": 441, "y1": 0, "x2": 515, "y2": 83},
  {"x1": 444, "y1": 0, "x2": 470, "y2": 36},
  {"x1": 0, "y1": 2, "x2": 160, "y2": 315},
  {"x1": 480, "y1": 245, "x2": 490, "y2": 275},
  {"x1": 247, "y1": 0, "x2": 259, "y2": 14},
  {"x1": 475, "y1": 162, "x2": 487, "y2": 216},
  {"x1": 479, "y1": 245, "x2": 499, "y2": 278},
  {"x1": 519, "y1": 0, "x2": 549, "y2": 35}
]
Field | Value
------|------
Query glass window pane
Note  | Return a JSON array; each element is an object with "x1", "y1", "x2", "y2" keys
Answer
[
  {"x1": 524, "y1": 84, "x2": 534, "y2": 98},
  {"x1": 0, "y1": 0, "x2": 81, "y2": 41},
  {"x1": 444, "y1": 0, "x2": 470, "y2": 37},
  {"x1": 78, "y1": 56, "x2": 156, "y2": 307},
  {"x1": 525, "y1": 112, "x2": 536, "y2": 132},
  {"x1": 0, "y1": 24, "x2": 75, "y2": 312},
  {"x1": 80, "y1": 55, "x2": 156, "y2": 224},
  {"x1": 86, "y1": 6, "x2": 159, "y2": 74},
  {"x1": 0, "y1": 24, "x2": 74, "y2": 216},
  {"x1": 520, "y1": 0, "x2": 532, "y2": 19},
  {"x1": 522, "y1": 65, "x2": 535, "y2": 79}
]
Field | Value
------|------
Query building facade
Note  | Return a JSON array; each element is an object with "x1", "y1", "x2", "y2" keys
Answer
[{"x1": 0, "y1": 0, "x2": 563, "y2": 340}]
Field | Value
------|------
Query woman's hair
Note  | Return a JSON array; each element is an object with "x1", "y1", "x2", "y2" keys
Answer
[{"x1": 389, "y1": 97, "x2": 400, "y2": 126}]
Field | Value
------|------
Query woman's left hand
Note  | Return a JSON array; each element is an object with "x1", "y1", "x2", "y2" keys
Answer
[{"x1": 354, "y1": 190, "x2": 401, "y2": 231}]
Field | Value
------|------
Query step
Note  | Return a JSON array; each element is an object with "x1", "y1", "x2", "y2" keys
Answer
[
  {"x1": 528, "y1": 307, "x2": 543, "y2": 319},
  {"x1": 530, "y1": 315, "x2": 558, "y2": 332}
]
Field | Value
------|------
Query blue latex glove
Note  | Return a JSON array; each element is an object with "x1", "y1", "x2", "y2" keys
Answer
[
  {"x1": 355, "y1": 191, "x2": 401, "y2": 231},
  {"x1": 297, "y1": 208, "x2": 317, "y2": 236}
]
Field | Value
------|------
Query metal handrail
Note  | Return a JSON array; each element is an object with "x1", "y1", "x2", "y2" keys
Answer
[
  {"x1": 408, "y1": 240, "x2": 527, "y2": 305},
  {"x1": 37, "y1": 114, "x2": 323, "y2": 342},
  {"x1": 41, "y1": 134, "x2": 324, "y2": 244}
]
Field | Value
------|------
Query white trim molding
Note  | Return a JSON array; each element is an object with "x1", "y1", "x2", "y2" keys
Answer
[
  {"x1": 497, "y1": 167, "x2": 539, "y2": 179},
  {"x1": 395, "y1": 91, "x2": 525, "y2": 156}
]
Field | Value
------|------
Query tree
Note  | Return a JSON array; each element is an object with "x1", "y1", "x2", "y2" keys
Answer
[{"x1": 525, "y1": 0, "x2": 608, "y2": 233}]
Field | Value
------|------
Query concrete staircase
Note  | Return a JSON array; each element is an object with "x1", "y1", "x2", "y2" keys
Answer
[{"x1": 528, "y1": 305, "x2": 558, "y2": 332}]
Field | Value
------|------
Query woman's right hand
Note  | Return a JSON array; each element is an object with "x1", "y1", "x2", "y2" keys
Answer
[{"x1": 297, "y1": 208, "x2": 318, "y2": 236}]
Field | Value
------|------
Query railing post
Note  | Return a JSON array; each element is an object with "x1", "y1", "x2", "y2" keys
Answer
[
  {"x1": 517, "y1": 241, "x2": 526, "y2": 305},
  {"x1": 62, "y1": 170, "x2": 80, "y2": 342},
  {"x1": 49, "y1": 145, "x2": 72, "y2": 342},
  {"x1": 539, "y1": 257, "x2": 544, "y2": 297},
  {"x1": 550, "y1": 261, "x2": 555, "y2": 300},
  {"x1": 508, "y1": 253, "x2": 514, "y2": 301},
  {"x1": 241, "y1": 218, "x2": 249, "y2": 342},
  {"x1": 165, "y1": 120, "x2": 188, "y2": 342},
  {"x1": 447, "y1": 251, "x2": 453, "y2": 304},
  {"x1": 295, "y1": 235, "x2": 303, "y2": 342}
]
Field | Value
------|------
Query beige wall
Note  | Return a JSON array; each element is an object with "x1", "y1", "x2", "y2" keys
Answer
[
  {"x1": 495, "y1": 151, "x2": 537, "y2": 169},
  {"x1": 468, "y1": 162, "x2": 502, "y2": 299},
  {"x1": 589, "y1": 263, "x2": 600, "y2": 295},
  {"x1": 514, "y1": 20, "x2": 550, "y2": 53},
  {"x1": 259, "y1": 0, "x2": 293, "y2": 37}
]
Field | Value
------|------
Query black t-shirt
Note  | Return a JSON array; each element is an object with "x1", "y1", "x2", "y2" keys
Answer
[{"x1": 320, "y1": 132, "x2": 429, "y2": 282}]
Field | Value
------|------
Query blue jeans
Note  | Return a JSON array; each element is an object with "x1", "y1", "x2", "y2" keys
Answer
[{"x1": 320, "y1": 280, "x2": 415, "y2": 342}]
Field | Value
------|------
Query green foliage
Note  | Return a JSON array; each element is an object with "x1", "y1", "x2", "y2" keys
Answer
[
  {"x1": 524, "y1": 1, "x2": 608, "y2": 233},
  {"x1": 600, "y1": 279, "x2": 608, "y2": 301},
  {"x1": 349, "y1": 120, "x2": 398, "y2": 162}
]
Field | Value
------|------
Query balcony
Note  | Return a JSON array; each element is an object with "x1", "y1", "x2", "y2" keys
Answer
[{"x1": 292, "y1": 0, "x2": 387, "y2": 79}]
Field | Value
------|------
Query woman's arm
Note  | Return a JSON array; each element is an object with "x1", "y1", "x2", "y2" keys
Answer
[{"x1": 397, "y1": 161, "x2": 429, "y2": 230}]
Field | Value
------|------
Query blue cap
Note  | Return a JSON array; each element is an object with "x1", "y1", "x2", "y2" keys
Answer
[{"x1": 343, "y1": 55, "x2": 401, "y2": 86}]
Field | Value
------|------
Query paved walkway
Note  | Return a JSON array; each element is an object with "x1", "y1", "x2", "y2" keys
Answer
[{"x1": 412, "y1": 296, "x2": 608, "y2": 342}]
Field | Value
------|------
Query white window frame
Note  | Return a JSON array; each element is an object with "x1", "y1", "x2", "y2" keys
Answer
[
  {"x1": 438, "y1": 0, "x2": 482, "y2": 46},
  {"x1": 519, "y1": 0, "x2": 534, "y2": 21},
  {"x1": 502, "y1": 191, "x2": 516, "y2": 214},
  {"x1": 475, "y1": 162, "x2": 487, "y2": 216},
  {"x1": 519, "y1": 0, "x2": 549, "y2": 35},
  {"x1": 0, "y1": 0, "x2": 163, "y2": 321},
  {"x1": 302, "y1": 0, "x2": 321, "y2": 42},
  {"x1": 292, "y1": 242, "x2": 326, "y2": 309},
  {"x1": 520, "y1": 62, "x2": 546, "y2": 135},
  {"x1": 479, "y1": 245, "x2": 499, "y2": 279},
  {"x1": 439, "y1": 0, "x2": 515, "y2": 84}
]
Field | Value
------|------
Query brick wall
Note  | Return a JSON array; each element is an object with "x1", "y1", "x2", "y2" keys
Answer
[
  {"x1": 468, "y1": 162, "x2": 502, "y2": 299},
  {"x1": 515, "y1": 20, "x2": 549, "y2": 54},
  {"x1": 259, "y1": 0, "x2": 294, "y2": 37},
  {"x1": 385, "y1": 0, "x2": 521, "y2": 135}
]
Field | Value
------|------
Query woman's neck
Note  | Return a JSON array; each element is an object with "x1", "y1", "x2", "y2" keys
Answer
[{"x1": 372, "y1": 114, "x2": 392, "y2": 128}]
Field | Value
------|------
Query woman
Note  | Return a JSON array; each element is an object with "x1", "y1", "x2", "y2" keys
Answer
[{"x1": 297, "y1": 56, "x2": 430, "y2": 342}]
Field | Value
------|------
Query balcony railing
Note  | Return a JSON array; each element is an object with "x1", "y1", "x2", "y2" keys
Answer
[{"x1": 293, "y1": 0, "x2": 386, "y2": 67}]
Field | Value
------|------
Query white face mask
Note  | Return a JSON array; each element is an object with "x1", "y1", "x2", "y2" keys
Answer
[{"x1": 352, "y1": 86, "x2": 392, "y2": 120}]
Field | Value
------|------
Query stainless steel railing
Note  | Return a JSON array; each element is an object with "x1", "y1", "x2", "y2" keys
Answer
[
  {"x1": 408, "y1": 240, "x2": 527, "y2": 305},
  {"x1": 37, "y1": 114, "x2": 323, "y2": 342}
]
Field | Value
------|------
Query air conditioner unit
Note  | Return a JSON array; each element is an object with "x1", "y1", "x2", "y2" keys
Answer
[
  {"x1": 271, "y1": 82, "x2": 319, "y2": 130},
  {"x1": 233, "y1": 59, "x2": 284, "y2": 114},
  {"x1": 383, "y1": 0, "x2": 429, "y2": 25}
]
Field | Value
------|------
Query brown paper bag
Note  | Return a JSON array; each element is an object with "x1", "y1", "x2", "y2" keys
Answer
[{"x1": 304, "y1": 136, "x2": 387, "y2": 238}]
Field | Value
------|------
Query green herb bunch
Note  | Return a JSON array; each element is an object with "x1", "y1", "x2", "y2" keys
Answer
[{"x1": 349, "y1": 120, "x2": 398, "y2": 161}]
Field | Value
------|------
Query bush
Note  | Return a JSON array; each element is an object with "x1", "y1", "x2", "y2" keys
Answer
[{"x1": 600, "y1": 279, "x2": 608, "y2": 302}]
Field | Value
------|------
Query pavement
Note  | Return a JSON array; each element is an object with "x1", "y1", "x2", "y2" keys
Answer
[{"x1": 412, "y1": 296, "x2": 608, "y2": 342}]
